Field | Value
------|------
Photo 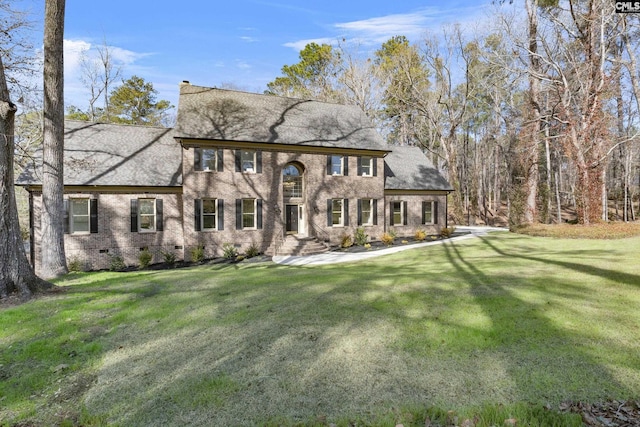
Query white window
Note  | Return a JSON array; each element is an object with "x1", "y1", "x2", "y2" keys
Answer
[
  {"x1": 70, "y1": 198, "x2": 90, "y2": 233},
  {"x1": 283, "y1": 164, "x2": 302, "y2": 198},
  {"x1": 241, "y1": 150, "x2": 256, "y2": 173},
  {"x1": 242, "y1": 199, "x2": 256, "y2": 229},
  {"x1": 360, "y1": 157, "x2": 372, "y2": 176},
  {"x1": 392, "y1": 201, "x2": 405, "y2": 226},
  {"x1": 330, "y1": 155, "x2": 344, "y2": 175},
  {"x1": 138, "y1": 199, "x2": 156, "y2": 232},
  {"x1": 195, "y1": 148, "x2": 217, "y2": 171},
  {"x1": 332, "y1": 199, "x2": 344, "y2": 226},
  {"x1": 202, "y1": 199, "x2": 217, "y2": 230},
  {"x1": 360, "y1": 199, "x2": 373, "y2": 226},
  {"x1": 423, "y1": 201, "x2": 434, "y2": 224}
]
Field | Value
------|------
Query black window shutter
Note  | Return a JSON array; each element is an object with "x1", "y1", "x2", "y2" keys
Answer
[
  {"x1": 372, "y1": 158, "x2": 377, "y2": 176},
  {"x1": 257, "y1": 199, "x2": 263, "y2": 229},
  {"x1": 235, "y1": 150, "x2": 241, "y2": 172},
  {"x1": 217, "y1": 149, "x2": 224, "y2": 172},
  {"x1": 90, "y1": 199, "x2": 98, "y2": 233},
  {"x1": 357, "y1": 157, "x2": 362, "y2": 176},
  {"x1": 218, "y1": 199, "x2": 224, "y2": 230},
  {"x1": 343, "y1": 156, "x2": 349, "y2": 176},
  {"x1": 194, "y1": 199, "x2": 202, "y2": 231},
  {"x1": 156, "y1": 199, "x2": 164, "y2": 231},
  {"x1": 194, "y1": 148, "x2": 202, "y2": 171},
  {"x1": 256, "y1": 151, "x2": 262, "y2": 174},
  {"x1": 63, "y1": 199, "x2": 69, "y2": 234},
  {"x1": 373, "y1": 199, "x2": 378, "y2": 225},
  {"x1": 236, "y1": 199, "x2": 242, "y2": 229},
  {"x1": 327, "y1": 199, "x2": 332, "y2": 226},
  {"x1": 344, "y1": 199, "x2": 349, "y2": 226},
  {"x1": 130, "y1": 199, "x2": 138, "y2": 232},
  {"x1": 434, "y1": 201, "x2": 438, "y2": 224},
  {"x1": 422, "y1": 201, "x2": 427, "y2": 224},
  {"x1": 403, "y1": 201, "x2": 408, "y2": 225},
  {"x1": 326, "y1": 155, "x2": 332, "y2": 175},
  {"x1": 390, "y1": 202, "x2": 394, "y2": 225},
  {"x1": 357, "y1": 199, "x2": 362, "y2": 226}
]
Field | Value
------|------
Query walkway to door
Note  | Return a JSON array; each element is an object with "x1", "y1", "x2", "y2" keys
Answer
[{"x1": 272, "y1": 226, "x2": 508, "y2": 266}]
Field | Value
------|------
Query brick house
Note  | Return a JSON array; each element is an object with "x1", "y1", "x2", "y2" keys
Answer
[{"x1": 17, "y1": 83, "x2": 452, "y2": 272}]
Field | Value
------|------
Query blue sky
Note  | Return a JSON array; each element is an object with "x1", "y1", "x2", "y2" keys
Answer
[{"x1": 24, "y1": 0, "x2": 500, "y2": 111}]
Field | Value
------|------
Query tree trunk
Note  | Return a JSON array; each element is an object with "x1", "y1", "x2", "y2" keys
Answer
[
  {"x1": 40, "y1": 0, "x2": 68, "y2": 279},
  {"x1": 523, "y1": 0, "x2": 541, "y2": 224},
  {"x1": 0, "y1": 56, "x2": 52, "y2": 299},
  {"x1": 555, "y1": 168, "x2": 562, "y2": 223}
]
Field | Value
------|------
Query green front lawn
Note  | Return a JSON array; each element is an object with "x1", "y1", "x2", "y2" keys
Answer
[{"x1": 2, "y1": 232, "x2": 639, "y2": 426}]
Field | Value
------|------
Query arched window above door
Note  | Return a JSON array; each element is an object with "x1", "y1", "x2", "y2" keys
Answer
[{"x1": 283, "y1": 164, "x2": 303, "y2": 198}]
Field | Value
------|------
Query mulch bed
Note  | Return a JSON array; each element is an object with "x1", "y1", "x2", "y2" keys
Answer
[{"x1": 330, "y1": 232, "x2": 468, "y2": 254}]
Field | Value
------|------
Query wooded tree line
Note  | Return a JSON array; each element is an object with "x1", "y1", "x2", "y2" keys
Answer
[{"x1": 267, "y1": 0, "x2": 640, "y2": 226}]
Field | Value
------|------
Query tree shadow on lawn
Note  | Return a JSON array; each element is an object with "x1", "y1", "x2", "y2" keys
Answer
[
  {"x1": 33, "y1": 238, "x2": 640, "y2": 425},
  {"x1": 439, "y1": 238, "x2": 637, "y2": 401},
  {"x1": 478, "y1": 235, "x2": 640, "y2": 288}
]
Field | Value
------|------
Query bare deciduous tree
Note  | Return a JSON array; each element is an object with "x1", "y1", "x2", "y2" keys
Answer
[{"x1": 0, "y1": 1, "x2": 52, "y2": 298}]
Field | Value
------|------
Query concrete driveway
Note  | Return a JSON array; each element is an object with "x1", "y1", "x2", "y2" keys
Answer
[{"x1": 272, "y1": 226, "x2": 509, "y2": 266}]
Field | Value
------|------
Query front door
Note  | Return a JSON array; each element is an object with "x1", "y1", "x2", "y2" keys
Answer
[{"x1": 285, "y1": 204, "x2": 299, "y2": 234}]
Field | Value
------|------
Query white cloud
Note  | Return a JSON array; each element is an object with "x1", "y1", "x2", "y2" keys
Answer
[
  {"x1": 235, "y1": 60, "x2": 252, "y2": 70},
  {"x1": 334, "y1": 10, "x2": 437, "y2": 42},
  {"x1": 240, "y1": 36, "x2": 259, "y2": 43},
  {"x1": 63, "y1": 38, "x2": 154, "y2": 108},
  {"x1": 284, "y1": 5, "x2": 493, "y2": 52},
  {"x1": 283, "y1": 37, "x2": 339, "y2": 52}
]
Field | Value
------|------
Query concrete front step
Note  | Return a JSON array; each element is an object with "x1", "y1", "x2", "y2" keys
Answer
[{"x1": 267, "y1": 235, "x2": 330, "y2": 256}]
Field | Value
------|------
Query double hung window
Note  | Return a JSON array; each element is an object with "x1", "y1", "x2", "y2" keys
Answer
[
  {"x1": 391, "y1": 201, "x2": 407, "y2": 226},
  {"x1": 194, "y1": 148, "x2": 221, "y2": 171},
  {"x1": 70, "y1": 199, "x2": 90, "y2": 233},
  {"x1": 328, "y1": 198, "x2": 349, "y2": 227}
]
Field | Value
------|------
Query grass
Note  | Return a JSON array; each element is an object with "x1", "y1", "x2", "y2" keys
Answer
[{"x1": 2, "y1": 230, "x2": 640, "y2": 426}]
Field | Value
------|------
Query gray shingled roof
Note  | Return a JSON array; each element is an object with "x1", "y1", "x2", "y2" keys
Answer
[
  {"x1": 174, "y1": 83, "x2": 388, "y2": 151},
  {"x1": 16, "y1": 121, "x2": 182, "y2": 187},
  {"x1": 384, "y1": 146, "x2": 453, "y2": 191}
]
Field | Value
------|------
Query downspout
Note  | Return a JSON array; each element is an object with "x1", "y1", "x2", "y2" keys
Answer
[
  {"x1": 28, "y1": 190, "x2": 35, "y2": 268},
  {"x1": 445, "y1": 192, "x2": 449, "y2": 229}
]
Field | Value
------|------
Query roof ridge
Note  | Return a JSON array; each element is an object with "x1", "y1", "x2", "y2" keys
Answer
[
  {"x1": 65, "y1": 119, "x2": 173, "y2": 131},
  {"x1": 180, "y1": 83, "x2": 359, "y2": 109}
]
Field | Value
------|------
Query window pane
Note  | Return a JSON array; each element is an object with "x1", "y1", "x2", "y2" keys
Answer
[
  {"x1": 202, "y1": 199, "x2": 216, "y2": 230},
  {"x1": 361, "y1": 199, "x2": 372, "y2": 224},
  {"x1": 242, "y1": 199, "x2": 255, "y2": 228},
  {"x1": 361, "y1": 157, "x2": 372, "y2": 175},
  {"x1": 202, "y1": 215, "x2": 216, "y2": 229},
  {"x1": 241, "y1": 150, "x2": 255, "y2": 172},
  {"x1": 331, "y1": 155, "x2": 343, "y2": 175},
  {"x1": 138, "y1": 199, "x2": 155, "y2": 231},
  {"x1": 202, "y1": 199, "x2": 217, "y2": 214},
  {"x1": 140, "y1": 215, "x2": 155, "y2": 230},
  {"x1": 202, "y1": 149, "x2": 216, "y2": 170},
  {"x1": 283, "y1": 165, "x2": 299, "y2": 176},
  {"x1": 284, "y1": 176, "x2": 302, "y2": 197},
  {"x1": 393, "y1": 202, "x2": 402, "y2": 225},
  {"x1": 139, "y1": 199, "x2": 155, "y2": 214},
  {"x1": 71, "y1": 199, "x2": 89, "y2": 215},
  {"x1": 332, "y1": 199, "x2": 343, "y2": 225},
  {"x1": 74, "y1": 216, "x2": 90, "y2": 233},
  {"x1": 424, "y1": 202, "x2": 433, "y2": 223},
  {"x1": 70, "y1": 199, "x2": 89, "y2": 233}
]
